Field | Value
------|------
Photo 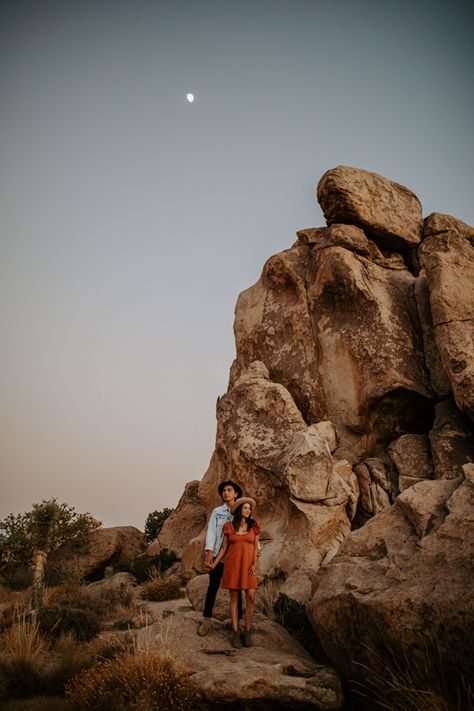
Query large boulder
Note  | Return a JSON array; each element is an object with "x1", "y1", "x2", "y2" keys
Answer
[
  {"x1": 70, "y1": 526, "x2": 146, "y2": 580},
  {"x1": 308, "y1": 466, "x2": 474, "y2": 682},
  {"x1": 317, "y1": 166, "x2": 423, "y2": 251},
  {"x1": 136, "y1": 603, "x2": 343, "y2": 709},
  {"x1": 419, "y1": 213, "x2": 474, "y2": 421}
]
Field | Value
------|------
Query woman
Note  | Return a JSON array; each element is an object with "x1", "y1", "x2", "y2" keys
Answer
[{"x1": 211, "y1": 496, "x2": 260, "y2": 648}]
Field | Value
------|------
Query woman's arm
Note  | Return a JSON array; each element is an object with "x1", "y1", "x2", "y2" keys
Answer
[
  {"x1": 249, "y1": 532, "x2": 260, "y2": 579},
  {"x1": 210, "y1": 534, "x2": 229, "y2": 568}
]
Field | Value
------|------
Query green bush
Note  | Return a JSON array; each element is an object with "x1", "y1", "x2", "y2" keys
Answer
[
  {"x1": 141, "y1": 574, "x2": 182, "y2": 602},
  {"x1": 37, "y1": 605, "x2": 100, "y2": 642},
  {"x1": 0, "y1": 565, "x2": 32, "y2": 591}
]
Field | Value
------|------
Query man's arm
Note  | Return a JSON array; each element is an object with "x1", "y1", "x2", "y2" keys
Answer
[{"x1": 204, "y1": 508, "x2": 218, "y2": 567}]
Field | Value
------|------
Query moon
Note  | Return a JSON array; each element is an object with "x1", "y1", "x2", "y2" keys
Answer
[{"x1": 186, "y1": 93, "x2": 195, "y2": 103}]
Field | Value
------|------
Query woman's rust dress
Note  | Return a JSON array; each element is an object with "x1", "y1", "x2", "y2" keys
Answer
[{"x1": 221, "y1": 521, "x2": 260, "y2": 590}]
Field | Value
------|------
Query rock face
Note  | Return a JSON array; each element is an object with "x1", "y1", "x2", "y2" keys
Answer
[
  {"x1": 308, "y1": 465, "x2": 474, "y2": 681},
  {"x1": 419, "y1": 213, "x2": 474, "y2": 421},
  {"x1": 161, "y1": 166, "x2": 473, "y2": 701},
  {"x1": 136, "y1": 600, "x2": 343, "y2": 710}
]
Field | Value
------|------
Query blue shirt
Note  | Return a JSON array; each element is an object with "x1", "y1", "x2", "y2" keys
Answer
[{"x1": 205, "y1": 503, "x2": 233, "y2": 557}]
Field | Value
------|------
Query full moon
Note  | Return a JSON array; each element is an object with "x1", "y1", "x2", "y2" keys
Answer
[{"x1": 186, "y1": 93, "x2": 195, "y2": 103}]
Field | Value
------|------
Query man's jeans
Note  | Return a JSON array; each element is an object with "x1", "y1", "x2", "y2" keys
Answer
[{"x1": 203, "y1": 561, "x2": 243, "y2": 619}]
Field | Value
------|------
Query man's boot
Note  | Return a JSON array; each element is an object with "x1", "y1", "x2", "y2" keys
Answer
[{"x1": 198, "y1": 618, "x2": 212, "y2": 637}]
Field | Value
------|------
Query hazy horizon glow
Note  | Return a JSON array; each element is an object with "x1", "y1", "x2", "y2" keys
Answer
[{"x1": 1, "y1": 0, "x2": 473, "y2": 529}]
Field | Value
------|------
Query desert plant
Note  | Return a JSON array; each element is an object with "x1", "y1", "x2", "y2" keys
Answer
[
  {"x1": 37, "y1": 605, "x2": 100, "y2": 642},
  {"x1": 65, "y1": 649, "x2": 200, "y2": 710},
  {"x1": 141, "y1": 573, "x2": 182, "y2": 602},
  {"x1": 257, "y1": 577, "x2": 283, "y2": 619},
  {"x1": 0, "y1": 500, "x2": 100, "y2": 604},
  {"x1": 116, "y1": 549, "x2": 178, "y2": 582}
]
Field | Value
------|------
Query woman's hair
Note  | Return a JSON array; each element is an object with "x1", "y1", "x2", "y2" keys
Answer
[{"x1": 232, "y1": 504, "x2": 256, "y2": 532}]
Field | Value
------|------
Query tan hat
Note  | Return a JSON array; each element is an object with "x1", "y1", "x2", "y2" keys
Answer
[{"x1": 231, "y1": 496, "x2": 256, "y2": 514}]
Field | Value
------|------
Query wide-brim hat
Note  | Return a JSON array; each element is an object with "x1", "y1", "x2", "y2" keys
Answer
[
  {"x1": 231, "y1": 496, "x2": 256, "y2": 514},
  {"x1": 217, "y1": 479, "x2": 243, "y2": 499}
]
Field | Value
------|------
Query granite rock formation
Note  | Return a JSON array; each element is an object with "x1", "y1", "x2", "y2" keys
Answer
[{"x1": 154, "y1": 166, "x2": 473, "y2": 701}]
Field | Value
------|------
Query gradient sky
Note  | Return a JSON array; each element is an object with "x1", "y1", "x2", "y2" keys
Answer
[{"x1": 1, "y1": 0, "x2": 473, "y2": 529}]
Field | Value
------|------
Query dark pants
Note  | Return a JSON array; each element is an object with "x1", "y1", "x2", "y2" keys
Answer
[{"x1": 203, "y1": 561, "x2": 243, "y2": 619}]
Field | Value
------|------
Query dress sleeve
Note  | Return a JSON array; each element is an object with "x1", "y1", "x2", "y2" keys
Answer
[
  {"x1": 223, "y1": 522, "x2": 232, "y2": 535},
  {"x1": 253, "y1": 520, "x2": 261, "y2": 535}
]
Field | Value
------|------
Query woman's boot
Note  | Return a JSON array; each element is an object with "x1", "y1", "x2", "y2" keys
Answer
[
  {"x1": 231, "y1": 630, "x2": 242, "y2": 648},
  {"x1": 243, "y1": 630, "x2": 252, "y2": 647}
]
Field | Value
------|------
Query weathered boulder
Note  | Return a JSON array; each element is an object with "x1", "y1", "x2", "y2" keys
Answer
[
  {"x1": 429, "y1": 399, "x2": 474, "y2": 479},
  {"x1": 419, "y1": 214, "x2": 474, "y2": 420},
  {"x1": 387, "y1": 433, "x2": 433, "y2": 488},
  {"x1": 136, "y1": 603, "x2": 343, "y2": 709},
  {"x1": 308, "y1": 468, "x2": 474, "y2": 682},
  {"x1": 70, "y1": 526, "x2": 147, "y2": 580},
  {"x1": 296, "y1": 223, "x2": 371, "y2": 257},
  {"x1": 186, "y1": 573, "x2": 229, "y2": 620},
  {"x1": 317, "y1": 166, "x2": 423, "y2": 251},
  {"x1": 231, "y1": 245, "x2": 326, "y2": 424},
  {"x1": 147, "y1": 480, "x2": 207, "y2": 558}
]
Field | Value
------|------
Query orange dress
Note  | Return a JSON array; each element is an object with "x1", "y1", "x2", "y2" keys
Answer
[{"x1": 221, "y1": 521, "x2": 260, "y2": 590}]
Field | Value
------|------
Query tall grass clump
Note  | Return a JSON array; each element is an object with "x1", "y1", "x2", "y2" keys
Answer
[
  {"x1": 351, "y1": 638, "x2": 474, "y2": 711},
  {"x1": 141, "y1": 571, "x2": 182, "y2": 602},
  {"x1": 65, "y1": 649, "x2": 200, "y2": 710},
  {"x1": 0, "y1": 613, "x2": 47, "y2": 699}
]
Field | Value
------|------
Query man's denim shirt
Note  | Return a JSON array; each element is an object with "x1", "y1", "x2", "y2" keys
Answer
[{"x1": 205, "y1": 503, "x2": 233, "y2": 557}]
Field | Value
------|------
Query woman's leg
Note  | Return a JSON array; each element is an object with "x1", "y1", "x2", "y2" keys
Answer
[
  {"x1": 229, "y1": 590, "x2": 240, "y2": 632},
  {"x1": 244, "y1": 589, "x2": 256, "y2": 631}
]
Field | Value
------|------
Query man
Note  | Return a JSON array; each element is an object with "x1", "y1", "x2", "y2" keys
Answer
[{"x1": 198, "y1": 479, "x2": 243, "y2": 636}]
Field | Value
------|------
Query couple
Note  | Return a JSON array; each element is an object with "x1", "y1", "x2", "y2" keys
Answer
[{"x1": 198, "y1": 479, "x2": 260, "y2": 649}]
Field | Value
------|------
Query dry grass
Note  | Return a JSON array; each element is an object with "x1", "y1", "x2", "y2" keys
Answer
[
  {"x1": 1, "y1": 613, "x2": 47, "y2": 664},
  {"x1": 65, "y1": 648, "x2": 200, "y2": 710},
  {"x1": 141, "y1": 573, "x2": 182, "y2": 602},
  {"x1": 352, "y1": 639, "x2": 474, "y2": 711},
  {"x1": 257, "y1": 577, "x2": 283, "y2": 619}
]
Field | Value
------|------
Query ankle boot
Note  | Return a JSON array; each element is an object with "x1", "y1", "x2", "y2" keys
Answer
[
  {"x1": 231, "y1": 630, "x2": 242, "y2": 648},
  {"x1": 243, "y1": 630, "x2": 252, "y2": 647}
]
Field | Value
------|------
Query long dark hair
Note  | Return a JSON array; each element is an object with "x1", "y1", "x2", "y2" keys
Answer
[{"x1": 232, "y1": 504, "x2": 256, "y2": 532}]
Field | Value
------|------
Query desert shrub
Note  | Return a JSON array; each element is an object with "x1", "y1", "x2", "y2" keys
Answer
[
  {"x1": 65, "y1": 650, "x2": 200, "y2": 710},
  {"x1": 0, "y1": 565, "x2": 33, "y2": 591},
  {"x1": 43, "y1": 633, "x2": 96, "y2": 696},
  {"x1": 46, "y1": 579, "x2": 133, "y2": 617},
  {"x1": 144, "y1": 508, "x2": 173, "y2": 544},
  {"x1": 116, "y1": 549, "x2": 178, "y2": 582},
  {"x1": 37, "y1": 605, "x2": 100, "y2": 642},
  {"x1": 141, "y1": 574, "x2": 182, "y2": 602}
]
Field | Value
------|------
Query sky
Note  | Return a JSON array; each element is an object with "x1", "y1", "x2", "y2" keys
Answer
[{"x1": 1, "y1": 0, "x2": 473, "y2": 529}]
